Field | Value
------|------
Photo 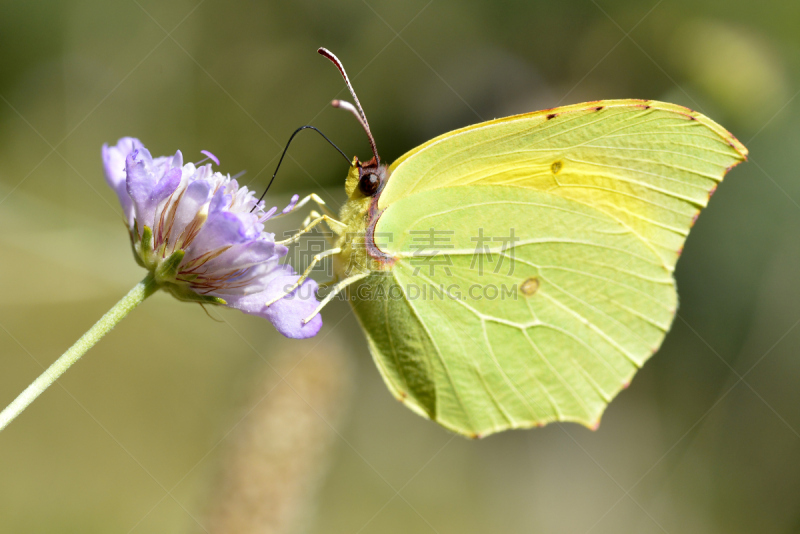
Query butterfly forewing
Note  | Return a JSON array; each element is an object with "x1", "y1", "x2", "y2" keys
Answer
[{"x1": 382, "y1": 100, "x2": 747, "y2": 267}]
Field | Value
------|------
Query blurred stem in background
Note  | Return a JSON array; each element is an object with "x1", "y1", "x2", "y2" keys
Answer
[
  {"x1": 206, "y1": 336, "x2": 353, "y2": 534},
  {"x1": 0, "y1": 273, "x2": 158, "y2": 432}
]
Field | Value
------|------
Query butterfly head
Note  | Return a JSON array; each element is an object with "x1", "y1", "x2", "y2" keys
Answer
[
  {"x1": 344, "y1": 154, "x2": 388, "y2": 200},
  {"x1": 356, "y1": 155, "x2": 386, "y2": 193}
]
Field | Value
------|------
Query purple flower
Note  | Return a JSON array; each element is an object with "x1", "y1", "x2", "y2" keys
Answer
[{"x1": 102, "y1": 137, "x2": 321, "y2": 339}]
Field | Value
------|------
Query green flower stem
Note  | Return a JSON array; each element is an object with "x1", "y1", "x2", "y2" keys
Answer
[{"x1": 0, "y1": 274, "x2": 159, "y2": 433}]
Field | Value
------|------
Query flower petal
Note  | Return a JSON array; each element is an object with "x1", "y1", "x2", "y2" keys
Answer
[
  {"x1": 102, "y1": 137, "x2": 143, "y2": 226},
  {"x1": 183, "y1": 210, "x2": 252, "y2": 263},
  {"x1": 168, "y1": 179, "x2": 212, "y2": 247},
  {"x1": 207, "y1": 239, "x2": 284, "y2": 273},
  {"x1": 226, "y1": 273, "x2": 322, "y2": 338},
  {"x1": 126, "y1": 149, "x2": 181, "y2": 234}
]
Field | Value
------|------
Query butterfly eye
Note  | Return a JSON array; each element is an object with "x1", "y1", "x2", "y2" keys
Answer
[{"x1": 358, "y1": 172, "x2": 380, "y2": 196}]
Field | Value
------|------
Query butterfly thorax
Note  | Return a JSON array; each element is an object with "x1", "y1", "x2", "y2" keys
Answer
[{"x1": 334, "y1": 158, "x2": 395, "y2": 279}]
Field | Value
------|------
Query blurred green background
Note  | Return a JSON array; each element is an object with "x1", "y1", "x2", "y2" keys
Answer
[{"x1": 1, "y1": 0, "x2": 799, "y2": 532}]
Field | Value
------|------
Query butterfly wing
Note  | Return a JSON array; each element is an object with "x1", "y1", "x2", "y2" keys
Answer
[
  {"x1": 381, "y1": 100, "x2": 747, "y2": 266},
  {"x1": 352, "y1": 100, "x2": 746, "y2": 437}
]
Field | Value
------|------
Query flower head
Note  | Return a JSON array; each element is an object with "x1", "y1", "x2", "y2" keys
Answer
[{"x1": 102, "y1": 137, "x2": 321, "y2": 339}]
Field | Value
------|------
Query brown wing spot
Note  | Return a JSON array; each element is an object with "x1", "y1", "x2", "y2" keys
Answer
[
  {"x1": 594, "y1": 106, "x2": 604, "y2": 111},
  {"x1": 546, "y1": 113, "x2": 557, "y2": 120},
  {"x1": 520, "y1": 277, "x2": 540, "y2": 297},
  {"x1": 550, "y1": 161, "x2": 563, "y2": 174}
]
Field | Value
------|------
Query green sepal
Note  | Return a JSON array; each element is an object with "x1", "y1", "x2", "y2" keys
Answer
[
  {"x1": 138, "y1": 226, "x2": 155, "y2": 266},
  {"x1": 156, "y1": 242, "x2": 168, "y2": 263},
  {"x1": 155, "y1": 250, "x2": 185, "y2": 283},
  {"x1": 130, "y1": 234, "x2": 146, "y2": 268},
  {"x1": 163, "y1": 283, "x2": 227, "y2": 305}
]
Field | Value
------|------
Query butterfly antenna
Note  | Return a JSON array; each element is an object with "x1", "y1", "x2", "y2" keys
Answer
[
  {"x1": 331, "y1": 99, "x2": 371, "y2": 140},
  {"x1": 251, "y1": 125, "x2": 350, "y2": 212},
  {"x1": 317, "y1": 47, "x2": 380, "y2": 164}
]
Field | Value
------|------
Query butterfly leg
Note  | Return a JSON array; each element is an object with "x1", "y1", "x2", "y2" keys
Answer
[
  {"x1": 278, "y1": 214, "x2": 346, "y2": 246},
  {"x1": 306, "y1": 193, "x2": 337, "y2": 219},
  {"x1": 303, "y1": 210, "x2": 348, "y2": 245},
  {"x1": 280, "y1": 193, "x2": 337, "y2": 219},
  {"x1": 317, "y1": 278, "x2": 339, "y2": 289},
  {"x1": 267, "y1": 193, "x2": 337, "y2": 223},
  {"x1": 302, "y1": 272, "x2": 370, "y2": 324},
  {"x1": 264, "y1": 247, "x2": 342, "y2": 307},
  {"x1": 302, "y1": 210, "x2": 319, "y2": 226},
  {"x1": 302, "y1": 210, "x2": 346, "y2": 230}
]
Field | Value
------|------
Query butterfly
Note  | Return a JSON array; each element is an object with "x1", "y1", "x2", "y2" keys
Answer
[{"x1": 268, "y1": 48, "x2": 748, "y2": 438}]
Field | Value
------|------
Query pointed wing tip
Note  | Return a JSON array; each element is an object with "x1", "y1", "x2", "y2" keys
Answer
[
  {"x1": 729, "y1": 137, "x2": 749, "y2": 161},
  {"x1": 657, "y1": 101, "x2": 749, "y2": 161},
  {"x1": 578, "y1": 99, "x2": 750, "y2": 163}
]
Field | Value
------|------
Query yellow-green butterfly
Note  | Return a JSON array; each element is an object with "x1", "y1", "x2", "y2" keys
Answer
[{"x1": 272, "y1": 48, "x2": 747, "y2": 438}]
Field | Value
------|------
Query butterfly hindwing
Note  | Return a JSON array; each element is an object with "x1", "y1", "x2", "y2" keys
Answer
[{"x1": 353, "y1": 185, "x2": 675, "y2": 436}]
